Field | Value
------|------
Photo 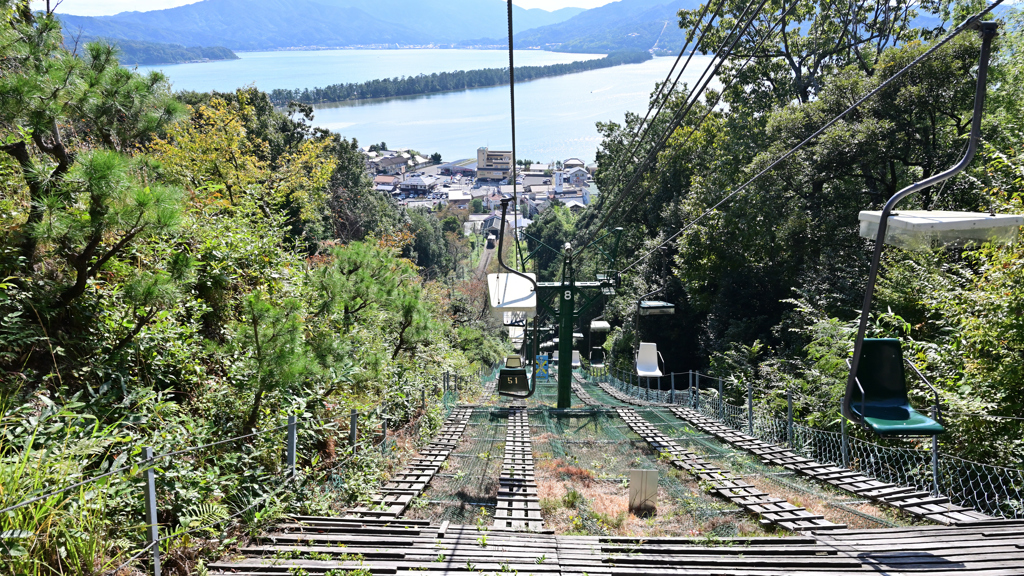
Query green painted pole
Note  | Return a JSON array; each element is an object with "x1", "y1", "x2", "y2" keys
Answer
[{"x1": 557, "y1": 247, "x2": 575, "y2": 409}]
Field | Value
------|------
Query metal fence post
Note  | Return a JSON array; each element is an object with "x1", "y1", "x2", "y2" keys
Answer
[
  {"x1": 382, "y1": 417, "x2": 388, "y2": 453},
  {"x1": 718, "y1": 377, "x2": 724, "y2": 421},
  {"x1": 747, "y1": 379, "x2": 754, "y2": 436},
  {"x1": 786, "y1": 390, "x2": 793, "y2": 449},
  {"x1": 841, "y1": 417, "x2": 850, "y2": 468},
  {"x1": 695, "y1": 373, "x2": 700, "y2": 410},
  {"x1": 688, "y1": 371, "x2": 694, "y2": 407},
  {"x1": 932, "y1": 403, "x2": 940, "y2": 495},
  {"x1": 670, "y1": 373, "x2": 675, "y2": 404},
  {"x1": 421, "y1": 389, "x2": 426, "y2": 412},
  {"x1": 142, "y1": 447, "x2": 161, "y2": 576},
  {"x1": 350, "y1": 409, "x2": 358, "y2": 451},
  {"x1": 286, "y1": 415, "x2": 297, "y2": 479}
]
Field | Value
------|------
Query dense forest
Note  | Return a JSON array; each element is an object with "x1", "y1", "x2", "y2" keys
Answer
[
  {"x1": 73, "y1": 36, "x2": 239, "y2": 66},
  {"x1": 0, "y1": 3, "x2": 503, "y2": 574},
  {"x1": 268, "y1": 51, "x2": 653, "y2": 106},
  {"x1": 530, "y1": 0, "x2": 1023, "y2": 466}
]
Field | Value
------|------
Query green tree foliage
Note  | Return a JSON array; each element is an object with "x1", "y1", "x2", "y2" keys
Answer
[
  {"x1": 581, "y1": 1, "x2": 1023, "y2": 462},
  {"x1": 268, "y1": 52, "x2": 652, "y2": 106},
  {"x1": 0, "y1": 7, "x2": 495, "y2": 573}
]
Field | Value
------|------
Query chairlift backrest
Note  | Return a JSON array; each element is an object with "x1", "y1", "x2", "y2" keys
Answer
[
  {"x1": 856, "y1": 339, "x2": 908, "y2": 407},
  {"x1": 505, "y1": 355, "x2": 523, "y2": 368},
  {"x1": 636, "y1": 342, "x2": 662, "y2": 377},
  {"x1": 571, "y1": 350, "x2": 581, "y2": 368}
]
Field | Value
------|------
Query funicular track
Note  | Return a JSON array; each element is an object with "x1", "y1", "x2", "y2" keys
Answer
[{"x1": 669, "y1": 405, "x2": 994, "y2": 526}]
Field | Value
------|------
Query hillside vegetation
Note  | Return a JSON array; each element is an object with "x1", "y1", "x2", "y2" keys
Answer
[
  {"x1": 0, "y1": 5, "x2": 502, "y2": 574},
  {"x1": 539, "y1": 0, "x2": 1024, "y2": 465},
  {"x1": 72, "y1": 36, "x2": 238, "y2": 65}
]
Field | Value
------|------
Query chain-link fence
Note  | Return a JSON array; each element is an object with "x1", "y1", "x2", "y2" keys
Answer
[{"x1": 589, "y1": 367, "x2": 1024, "y2": 519}]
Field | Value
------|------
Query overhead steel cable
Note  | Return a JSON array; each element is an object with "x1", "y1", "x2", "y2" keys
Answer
[
  {"x1": 602, "y1": 0, "x2": 725, "y2": 187},
  {"x1": 597, "y1": 0, "x2": 801, "y2": 237},
  {"x1": 584, "y1": 0, "x2": 773, "y2": 245},
  {"x1": 618, "y1": 0, "x2": 1007, "y2": 274}
]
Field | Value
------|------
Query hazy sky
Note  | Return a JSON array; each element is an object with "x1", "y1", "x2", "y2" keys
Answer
[{"x1": 30, "y1": 0, "x2": 615, "y2": 17}]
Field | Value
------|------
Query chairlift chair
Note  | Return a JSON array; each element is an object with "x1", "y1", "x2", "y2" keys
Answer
[
  {"x1": 845, "y1": 339, "x2": 944, "y2": 437},
  {"x1": 636, "y1": 342, "x2": 664, "y2": 378},
  {"x1": 639, "y1": 300, "x2": 675, "y2": 316},
  {"x1": 571, "y1": 350, "x2": 582, "y2": 369},
  {"x1": 590, "y1": 346, "x2": 606, "y2": 369},
  {"x1": 845, "y1": 22, "x2": 1010, "y2": 437},
  {"x1": 498, "y1": 354, "x2": 530, "y2": 395}
]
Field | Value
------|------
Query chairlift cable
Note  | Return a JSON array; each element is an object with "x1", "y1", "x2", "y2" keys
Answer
[
  {"x1": 602, "y1": 0, "x2": 726, "y2": 189},
  {"x1": 583, "y1": 0, "x2": 773, "y2": 246},
  {"x1": 598, "y1": 0, "x2": 737, "y2": 195},
  {"x1": 619, "y1": 0, "x2": 1007, "y2": 274},
  {"x1": 603, "y1": 0, "x2": 802, "y2": 236}
]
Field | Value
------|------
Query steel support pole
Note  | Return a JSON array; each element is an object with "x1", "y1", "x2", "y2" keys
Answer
[
  {"x1": 841, "y1": 417, "x2": 850, "y2": 468},
  {"x1": 143, "y1": 447, "x2": 161, "y2": 576},
  {"x1": 689, "y1": 371, "x2": 693, "y2": 407},
  {"x1": 787, "y1": 390, "x2": 794, "y2": 449},
  {"x1": 286, "y1": 415, "x2": 297, "y2": 479},
  {"x1": 350, "y1": 409, "x2": 358, "y2": 450},
  {"x1": 747, "y1": 380, "x2": 754, "y2": 435},
  {"x1": 718, "y1": 378, "x2": 724, "y2": 421},
  {"x1": 670, "y1": 373, "x2": 675, "y2": 404},
  {"x1": 695, "y1": 373, "x2": 700, "y2": 410},
  {"x1": 933, "y1": 402, "x2": 941, "y2": 495}
]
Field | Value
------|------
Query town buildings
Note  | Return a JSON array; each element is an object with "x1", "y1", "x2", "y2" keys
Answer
[{"x1": 476, "y1": 147, "x2": 512, "y2": 180}]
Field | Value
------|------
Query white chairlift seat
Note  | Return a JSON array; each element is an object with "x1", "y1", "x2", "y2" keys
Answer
[
  {"x1": 488, "y1": 273, "x2": 537, "y2": 321},
  {"x1": 639, "y1": 300, "x2": 675, "y2": 316},
  {"x1": 571, "y1": 350, "x2": 582, "y2": 368},
  {"x1": 508, "y1": 326, "x2": 524, "y2": 346},
  {"x1": 590, "y1": 320, "x2": 611, "y2": 333},
  {"x1": 859, "y1": 210, "x2": 1023, "y2": 251},
  {"x1": 636, "y1": 342, "x2": 663, "y2": 377}
]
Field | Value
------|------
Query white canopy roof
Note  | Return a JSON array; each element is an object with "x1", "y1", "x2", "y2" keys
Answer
[
  {"x1": 590, "y1": 320, "x2": 611, "y2": 333},
  {"x1": 488, "y1": 273, "x2": 537, "y2": 320},
  {"x1": 859, "y1": 210, "x2": 1023, "y2": 250}
]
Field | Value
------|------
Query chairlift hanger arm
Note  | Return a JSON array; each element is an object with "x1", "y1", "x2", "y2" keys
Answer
[
  {"x1": 844, "y1": 21, "x2": 998, "y2": 424},
  {"x1": 904, "y1": 358, "x2": 942, "y2": 421}
]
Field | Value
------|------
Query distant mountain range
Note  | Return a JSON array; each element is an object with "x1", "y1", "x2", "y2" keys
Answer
[
  {"x1": 57, "y1": 0, "x2": 586, "y2": 51},
  {"x1": 508, "y1": 0, "x2": 701, "y2": 54},
  {"x1": 57, "y1": 0, "x2": 1007, "y2": 61}
]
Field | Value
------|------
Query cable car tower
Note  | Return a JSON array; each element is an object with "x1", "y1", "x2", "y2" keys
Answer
[{"x1": 489, "y1": 198, "x2": 622, "y2": 408}]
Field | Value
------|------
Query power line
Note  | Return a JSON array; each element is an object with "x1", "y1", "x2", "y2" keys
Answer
[{"x1": 620, "y1": 1, "x2": 1007, "y2": 274}]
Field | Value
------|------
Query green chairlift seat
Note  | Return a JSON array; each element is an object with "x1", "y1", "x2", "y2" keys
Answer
[
  {"x1": 498, "y1": 355, "x2": 531, "y2": 397},
  {"x1": 846, "y1": 339, "x2": 944, "y2": 437}
]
